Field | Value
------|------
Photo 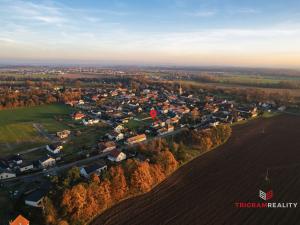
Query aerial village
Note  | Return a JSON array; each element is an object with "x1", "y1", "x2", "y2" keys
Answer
[{"x1": 1, "y1": 81, "x2": 284, "y2": 223}]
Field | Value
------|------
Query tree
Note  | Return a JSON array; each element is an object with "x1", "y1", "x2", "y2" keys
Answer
[
  {"x1": 109, "y1": 166, "x2": 128, "y2": 201},
  {"x1": 57, "y1": 220, "x2": 69, "y2": 225},
  {"x1": 42, "y1": 196, "x2": 57, "y2": 225},
  {"x1": 156, "y1": 150, "x2": 178, "y2": 176},
  {"x1": 149, "y1": 164, "x2": 165, "y2": 184},
  {"x1": 62, "y1": 167, "x2": 81, "y2": 187},
  {"x1": 61, "y1": 183, "x2": 87, "y2": 221},
  {"x1": 130, "y1": 161, "x2": 153, "y2": 194}
]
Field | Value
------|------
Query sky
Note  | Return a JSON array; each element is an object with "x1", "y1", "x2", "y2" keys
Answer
[{"x1": 0, "y1": 0, "x2": 300, "y2": 68}]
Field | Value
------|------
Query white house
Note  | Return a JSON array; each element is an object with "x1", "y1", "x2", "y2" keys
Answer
[
  {"x1": 83, "y1": 118, "x2": 99, "y2": 126},
  {"x1": 39, "y1": 156, "x2": 56, "y2": 168},
  {"x1": 19, "y1": 162, "x2": 34, "y2": 173},
  {"x1": 80, "y1": 161, "x2": 107, "y2": 179},
  {"x1": 78, "y1": 99, "x2": 85, "y2": 105},
  {"x1": 25, "y1": 189, "x2": 45, "y2": 207},
  {"x1": 46, "y1": 144, "x2": 63, "y2": 154},
  {"x1": 0, "y1": 170, "x2": 16, "y2": 180},
  {"x1": 11, "y1": 155, "x2": 23, "y2": 165},
  {"x1": 107, "y1": 131, "x2": 124, "y2": 141},
  {"x1": 108, "y1": 150, "x2": 127, "y2": 162},
  {"x1": 114, "y1": 125, "x2": 124, "y2": 133}
]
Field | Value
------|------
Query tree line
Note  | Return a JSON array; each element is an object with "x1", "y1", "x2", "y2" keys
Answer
[
  {"x1": 0, "y1": 88, "x2": 81, "y2": 110},
  {"x1": 41, "y1": 125, "x2": 231, "y2": 225}
]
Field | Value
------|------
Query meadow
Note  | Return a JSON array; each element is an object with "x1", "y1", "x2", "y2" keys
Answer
[{"x1": 0, "y1": 104, "x2": 74, "y2": 155}]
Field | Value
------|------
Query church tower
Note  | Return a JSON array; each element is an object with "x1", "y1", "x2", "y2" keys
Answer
[{"x1": 179, "y1": 83, "x2": 183, "y2": 95}]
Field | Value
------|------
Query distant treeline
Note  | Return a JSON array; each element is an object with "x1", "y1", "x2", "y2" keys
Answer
[
  {"x1": 191, "y1": 75, "x2": 300, "y2": 89},
  {"x1": 0, "y1": 87, "x2": 81, "y2": 110}
]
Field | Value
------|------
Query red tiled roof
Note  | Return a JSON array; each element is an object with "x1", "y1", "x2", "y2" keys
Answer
[
  {"x1": 109, "y1": 149, "x2": 121, "y2": 158},
  {"x1": 10, "y1": 215, "x2": 30, "y2": 225}
]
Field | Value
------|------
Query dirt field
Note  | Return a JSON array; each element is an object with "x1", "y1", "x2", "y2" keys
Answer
[{"x1": 92, "y1": 114, "x2": 300, "y2": 225}]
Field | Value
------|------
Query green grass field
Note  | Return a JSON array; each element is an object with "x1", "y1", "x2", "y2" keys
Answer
[{"x1": 0, "y1": 104, "x2": 74, "y2": 155}]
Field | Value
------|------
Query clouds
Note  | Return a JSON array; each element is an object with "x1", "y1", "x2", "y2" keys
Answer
[
  {"x1": 0, "y1": 0, "x2": 299, "y2": 67},
  {"x1": 185, "y1": 10, "x2": 217, "y2": 17}
]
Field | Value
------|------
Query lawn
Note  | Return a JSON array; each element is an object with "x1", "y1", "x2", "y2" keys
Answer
[{"x1": 0, "y1": 104, "x2": 74, "y2": 155}]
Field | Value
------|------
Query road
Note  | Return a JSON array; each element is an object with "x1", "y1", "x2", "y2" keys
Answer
[
  {"x1": 2, "y1": 126, "x2": 187, "y2": 183},
  {"x1": 2, "y1": 152, "x2": 111, "y2": 183}
]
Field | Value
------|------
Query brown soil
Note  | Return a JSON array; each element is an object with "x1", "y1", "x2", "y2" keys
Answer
[{"x1": 92, "y1": 115, "x2": 300, "y2": 225}]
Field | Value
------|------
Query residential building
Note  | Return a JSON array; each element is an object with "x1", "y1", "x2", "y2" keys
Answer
[
  {"x1": 39, "y1": 156, "x2": 55, "y2": 168},
  {"x1": 19, "y1": 162, "x2": 34, "y2": 173},
  {"x1": 0, "y1": 170, "x2": 16, "y2": 180},
  {"x1": 98, "y1": 141, "x2": 116, "y2": 152},
  {"x1": 126, "y1": 134, "x2": 147, "y2": 145},
  {"x1": 108, "y1": 150, "x2": 127, "y2": 162},
  {"x1": 107, "y1": 131, "x2": 124, "y2": 141},
  {"x1": 9, "y1": 214, "x2": 30, "y2": 225},
  {"x1": 114, "y1": 124, "x2": 124, "y2": 133},
  {"x1": 56, "y1": 130, "x2": 71, "y2": 139},
  {"x1": 24, "y1": 189, "x2": 45, "y2": 207},
  {"x1": 158, "y1": 125, "x2": 174, "y2": 136},
  {"x1": 72, "y1": 112, "x2": 86, "y2": 120},
  {"x1": 80, "y1": 161, "x2": 107, "y2": 179},
  {"x1": 46, "y1": 144, "x2": 63, "y2": 154}
]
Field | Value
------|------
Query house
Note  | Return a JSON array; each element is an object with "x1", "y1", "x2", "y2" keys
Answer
[
  {"x1": 46, "y1": 144, "x2": 63, "y2": 154},
  {"x1": 19, "y1": 162, "x2": 34, "y2": 173},
  {"x1": 114, "y1": 124, "x2": 124, "y2": 133},
  {"x1": 0, "y1": 170, "x2": 16, "y2": 180},
  {"x1": 158, "y1": 125, "x2": 174, "y2": 136},
  {"x1": 78, "y1": 99, "x2": 85, "y2": 105},
  {"x1": 72, "y1": 112, "x2": 86, "y2": 120},
  {"x1": 56, "y1": 130, "x2": 70, "y2": 139},
  {"x1": 83, "y1": 118, "x2": 99, "y2": 126},
  {"x1": 166, "y1": 116, "x2": 180, "y2": 124},
  {"x1": 9, "y1": 214, "x2": 30, "y2": 225},
  {"x1": 91, "y1": 110, "x2": 101, "y2": 116},
  {"x1": 39, "y1": 156, "x2": 55, "y2": 168},
  {"x1": 209, "y1": 120, "x2": 220, "y2": 127},
  {"x1": 108, "y1": 150, "x2": 127, "y2": 162},
  {"x1": 10, "y1": 155, "x2": 23, "y2": 165},
  {"x1": 80, "y1": 161, "x2": 107, "y2": 179},
  {"x1": 98, "y1": 141, "x2": 116, "y2": 152},
  {"x1": 126, "y1": 134, "x2": 147, "y2": 145},
  {"x1": 24, "y1": 189, "x2": 45, "y2": 207},
  {"x1": 107, "y1": 131, "x2": 124, "y2": 141}
]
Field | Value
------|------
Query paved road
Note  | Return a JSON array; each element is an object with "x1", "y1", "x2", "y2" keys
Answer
[
  {"x1": 2, "y1": 127, "x2": 187, "y2": 183},
  {"x1": 2, "y1": 152, "x2": 111, "y2": 183},
  {"x1": 18, "y1": 145, "x2": 46, "y2": 155}
]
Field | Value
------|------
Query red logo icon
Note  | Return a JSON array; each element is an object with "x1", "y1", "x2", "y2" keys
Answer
[
  {"x1": 150, "y1": 109, "x2": 157, "y2": 119},
  {"x1": 259, "y1": 189, "x2": 273, "y2": 201}
]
